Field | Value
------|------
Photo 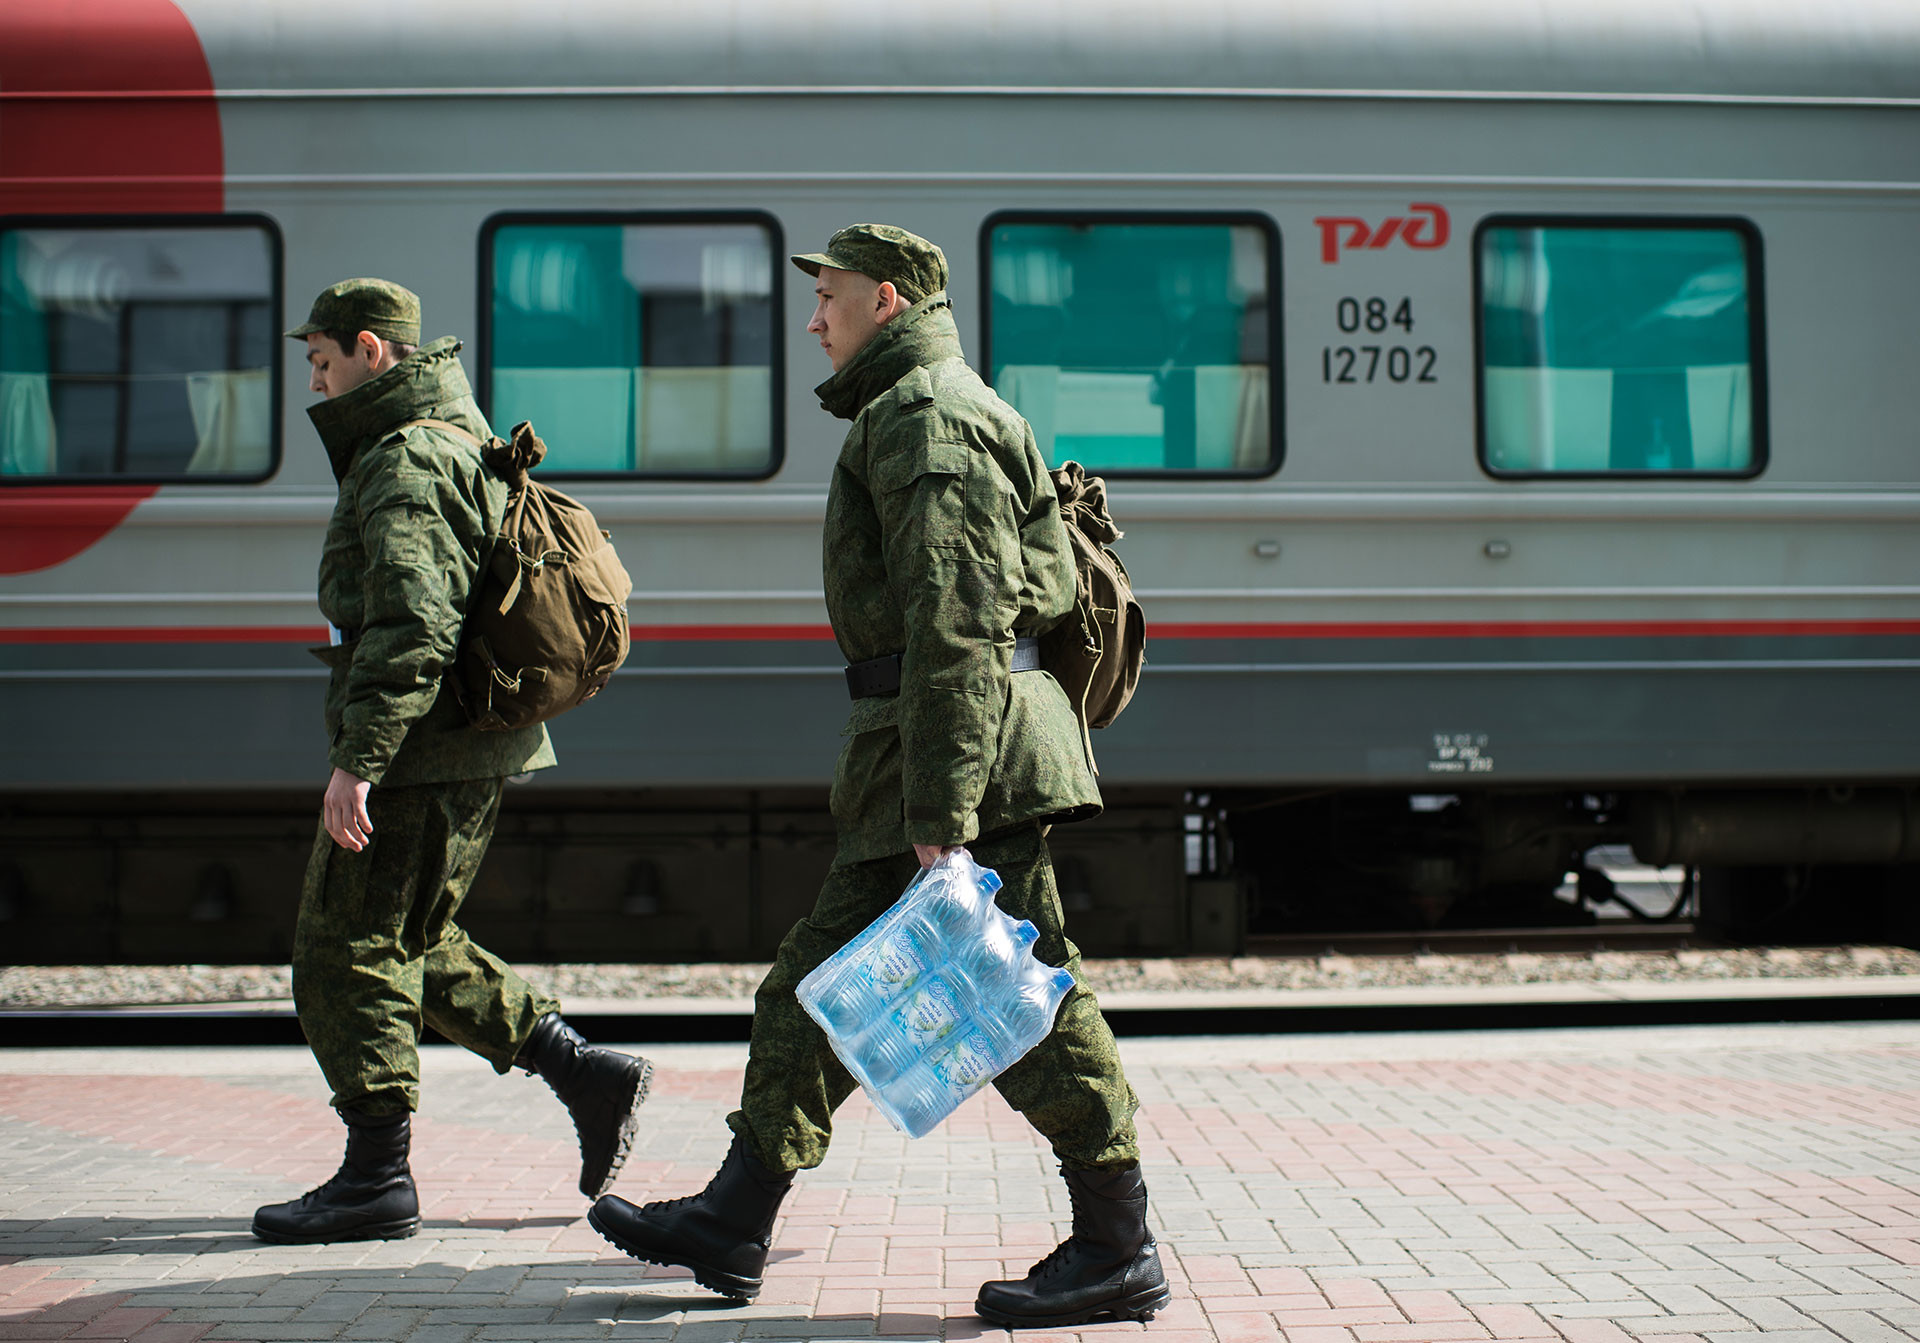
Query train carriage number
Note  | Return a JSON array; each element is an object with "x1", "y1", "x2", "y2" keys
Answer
[{"x1": 1321, "y1": 296, "x2": 1437, "y2": 385}]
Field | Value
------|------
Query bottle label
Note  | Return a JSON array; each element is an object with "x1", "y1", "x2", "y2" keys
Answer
[
  {"x1": 889, "y1": 977, "x2": 965, "y2": 1053},
  {"x1": 933, "y1": 1031, "x2": 1003, "y2": 1094},
  {"x1": 853, "y1": 928, "x2": 930, "y2": 1003}
]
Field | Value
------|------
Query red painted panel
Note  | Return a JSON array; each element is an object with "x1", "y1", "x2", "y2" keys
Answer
[
  {"x1": 0, "y1": 0, "x2": 222, "y2": 215},
  {"x1": 0, "y1": 488, "x2": 154, "y2": 575},
  {"x1": 0, "y1": 0, "x2": 223, "y2": 574}
]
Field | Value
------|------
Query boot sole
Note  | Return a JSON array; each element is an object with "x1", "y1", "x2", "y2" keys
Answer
[
  {"x1": 975, "y1": 1282, "x2": 1173, "y2": 1329},
  {"x1": 586, "y1": 1201, "x2": 761, "y2": 1301},
  {"x1": 581, "y1": 1056, "x2": 654, "y2": 1199},
  {"x1": 250, "y1": 1215, "x2": 420, "y2": 1245}
]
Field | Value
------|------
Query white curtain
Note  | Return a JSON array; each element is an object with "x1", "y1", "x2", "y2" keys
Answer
[
  {"x1": 0, "y1": 372, "x2": 55, "y2": 475},
  {"x1": 185, "y1": 368, "x2": 272, "y2": 474}
]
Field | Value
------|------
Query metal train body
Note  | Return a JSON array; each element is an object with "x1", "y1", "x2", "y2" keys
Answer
[{"x1": 4, "y1": 0, "x2": 1919, "y2": 960}]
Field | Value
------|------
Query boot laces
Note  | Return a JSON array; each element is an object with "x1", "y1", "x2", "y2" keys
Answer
[
  {"x1": 295, "y1": 1165, "x2": 354, "y2": 1207},
  {"x1": 1026, "y1": 1235, "x2": 1084, "y2": 1282},
  {"x1": 642, "y1": 1190, "x2": 704, "y2": 1216}
]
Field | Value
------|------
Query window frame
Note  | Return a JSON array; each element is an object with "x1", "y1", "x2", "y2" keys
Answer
[
  {"x1": 978, "y1": 209, "x2": 1285, "y2": 481},
  {"x1": 476, "y1": 209, "x2": 787, "y2": 482},
  {"x1": 1471, "y1": 213, "x2": 1770, "y2": 482},
  {"x1": 0, "y1": 211, "x2": 285, "y2": 488}
]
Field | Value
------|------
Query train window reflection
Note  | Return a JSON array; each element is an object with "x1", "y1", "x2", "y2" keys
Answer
[
  {"x1": 482, "y1": 215, "x2": 781, "y2": 477},
  {"x1": 1477, "y1": 219, "x2": 1766, "y2": 477},
  {"x1": 0, "y1": 218, "x2": 280, "y2": 482},
  {"x1": 984, "y1": 216, "x2": 1279, "y2": 476}
]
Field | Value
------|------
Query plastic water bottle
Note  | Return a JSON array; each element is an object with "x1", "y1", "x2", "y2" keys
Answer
[
  {"x1": 796, "y1": 848, "x2": 1075, "y2": 1137},
  {"x1": 879, "y1": 1031, "x2": 1008, "y2": 1137},
  {"x1": 857, "y1": 971, "x2": 976, "y2": 1085},
  {"x1": 871, "y1": 958, "x2": 1076, "y2": 1137},
  {"x1": 808, "y1": 913, "x2": 944, "y2": 1038},
  {"x1": 956, "y1": 916, "x2": 1039, "y2": 986}
]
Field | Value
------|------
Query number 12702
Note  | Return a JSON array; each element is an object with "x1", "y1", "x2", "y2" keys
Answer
[{"x1": 1322, "y1": 345, "x2": 1438, "y2": 384}]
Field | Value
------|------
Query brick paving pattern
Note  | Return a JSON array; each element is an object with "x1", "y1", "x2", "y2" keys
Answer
[{"x1": 5, "y1": 1024, "x2": 1920, "y2": 1341}]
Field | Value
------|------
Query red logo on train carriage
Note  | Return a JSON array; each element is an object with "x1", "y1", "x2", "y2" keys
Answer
[{"x1": 1313, "y1": 204, "x2": 1450, "y2": 263}]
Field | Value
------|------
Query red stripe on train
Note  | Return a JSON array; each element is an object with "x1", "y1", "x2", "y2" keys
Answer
[
  {"x1": 6, "y1": 620, "x2": 1920, "y2": 646},
  {"x1": 1150, "y1": 619, "x2": 1920, "y2": 639}
]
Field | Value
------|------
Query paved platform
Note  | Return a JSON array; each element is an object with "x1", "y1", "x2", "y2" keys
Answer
[{"x1": 7, "y1": 1023, "x2": 1920, "y2": 1342}]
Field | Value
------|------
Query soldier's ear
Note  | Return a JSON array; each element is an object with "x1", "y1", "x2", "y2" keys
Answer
[
  {"x1": 355, "y1": 330, "x2": 383, "y2": 364},
  {"x1": 874, "y1": 281, "x2": 901, "y2": 324}
]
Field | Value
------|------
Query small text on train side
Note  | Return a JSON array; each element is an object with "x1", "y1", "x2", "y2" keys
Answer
[{"x1": 1321, "y1": 296, "x2": 1437, "y2": 385}]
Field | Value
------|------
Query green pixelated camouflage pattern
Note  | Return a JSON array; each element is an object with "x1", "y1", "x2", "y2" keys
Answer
[
  {"x1": 292, "y1": 777, "x2": 557, "y2": 1113},
  {"x1": 790, "y1": 223, "x2": 949, "y2": 305},
  {"x1": 285, "y1": 276, "x2": 422, "y2": 344},
  {"x1": 308, "y1": 337, "x2": 555, "y2": 787},
  {"x1": 729, "y1": 824, "x2": 1139, "y2": 1173},
  {"x1": 817, "y1": 293, "x2": 1101, "y2": 863}
]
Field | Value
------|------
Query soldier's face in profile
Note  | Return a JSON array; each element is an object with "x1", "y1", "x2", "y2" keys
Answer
[
  {"x1": 305, "y1": 332, "x2": 381, "y2": 399},
  {"x1": 807, "y1": 267, "x2": 887, "y2": 372}
]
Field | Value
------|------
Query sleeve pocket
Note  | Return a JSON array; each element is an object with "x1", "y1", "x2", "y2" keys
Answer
[{"x1": 871, "y1": 438, "x2": 972, "y2": 495}]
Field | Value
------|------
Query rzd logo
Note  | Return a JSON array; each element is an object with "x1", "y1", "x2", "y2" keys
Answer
[{"x1": 1313, "y1": 203, "x2": 1450, "y2": 264}]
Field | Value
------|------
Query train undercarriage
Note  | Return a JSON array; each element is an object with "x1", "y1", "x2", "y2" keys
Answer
[{"x1": 3, "y1": 782, "x2": 1917, "y2": 964}]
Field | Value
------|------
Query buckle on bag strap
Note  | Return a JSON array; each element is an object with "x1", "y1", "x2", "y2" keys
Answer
[{"x1": 845, "y1": 637, "x2": 1040, "y2": 701}]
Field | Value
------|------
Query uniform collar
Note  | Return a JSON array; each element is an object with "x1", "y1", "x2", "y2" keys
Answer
[
  {"x1": 307, "y1": 336, "x2": 475, "y2": 482},
  {"x1": 813, "y1": 292, "x2": 965, "y2": 421}
]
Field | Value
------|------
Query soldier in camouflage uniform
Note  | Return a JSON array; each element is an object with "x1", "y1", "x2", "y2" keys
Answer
[
  {"x1": 252, "y1": 280, "x2": 653, "y2": 1245},
  {"x1": 589, "y1": 228, "x2": 1172, "y2": 1328}
]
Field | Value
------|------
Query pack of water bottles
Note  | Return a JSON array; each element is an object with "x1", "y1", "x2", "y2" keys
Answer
[{"x1": 796, "y1": 848, "x2": 1076, "y2": 1139}]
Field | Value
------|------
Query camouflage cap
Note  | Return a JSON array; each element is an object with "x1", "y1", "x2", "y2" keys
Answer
[
  {"x1": 792, "y1": 224, "x2": 947, "y2": 305},
  {"x1": 285, "y1": 278, "x2": 422, "y2": 344}
]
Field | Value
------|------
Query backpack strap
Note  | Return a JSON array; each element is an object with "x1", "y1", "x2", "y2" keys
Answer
[{"x1": 398, "y1": 417, "x2": 481, "y2": 447}]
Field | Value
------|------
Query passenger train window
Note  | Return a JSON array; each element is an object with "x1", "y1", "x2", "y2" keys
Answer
[
  {"x1": 480, "y1": 213, "x2": 782, "y2": 477},
  {"x1": 1475, "y1": 218, "x2": 1766, "y2": 477},
  {"x1": 982, "y1": 214, "x2": 1279, "y2": 476},
  {"x1": 0, "y1": 216, "x2": 281, "y2": 482}
]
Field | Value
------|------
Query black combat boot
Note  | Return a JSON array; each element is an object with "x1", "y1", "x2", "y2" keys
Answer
[
  {"x1": 516, "y1": 1012, "x2": 653, "y2": 1198},
  {"x1": 587, "y1": 1134, "x2": 794, "y2": 1300},
  {"x1": 975, "y1": 1163, "x2": 1171, "y2": 1328},
  {"x1": 251, "y1": 1106, "x2": 420, "y2": 1244}
]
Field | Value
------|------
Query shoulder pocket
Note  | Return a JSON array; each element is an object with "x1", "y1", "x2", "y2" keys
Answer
[{"x1": 871, "y1": 438, "x2": 972, "y2": 495}]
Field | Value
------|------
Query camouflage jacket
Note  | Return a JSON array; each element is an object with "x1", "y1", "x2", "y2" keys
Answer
[
  {"x1": 817, "y1": 293, "x2": 1100, "y2": 864},
  {"x1": 308, "y1": 337, "x2": 555, "y2": 787}
]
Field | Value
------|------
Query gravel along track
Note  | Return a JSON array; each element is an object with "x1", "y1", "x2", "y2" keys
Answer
[{"x1": 3, "y1": 945, "x2": 1918, "y2": 1010}]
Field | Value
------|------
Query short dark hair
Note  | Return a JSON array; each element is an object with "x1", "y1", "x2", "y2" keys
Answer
[{"x1": 324, "y1": 330, "x2": 417, "y2": 361}]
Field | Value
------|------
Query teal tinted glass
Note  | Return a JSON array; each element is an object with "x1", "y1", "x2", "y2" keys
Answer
[
  {"x1": 488, "y1": 219, "x2": 776, "y2": 474},
  {"x1": 1, "y1": 223, "x2": 276, "y2": 480},
  {"x1": 987, "y1": 221, "x2": 1273, "y2": 473},
  {"x1": 1479, "y1": 224, "x2": 1759, "y2": 474}
]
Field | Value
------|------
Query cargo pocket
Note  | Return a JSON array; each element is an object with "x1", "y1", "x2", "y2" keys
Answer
[{"x1": 300, "y1": 823, "x2": 335, "y2": 913}]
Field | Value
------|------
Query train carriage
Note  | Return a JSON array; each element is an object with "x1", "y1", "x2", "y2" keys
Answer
[{"x1": 3, "y1": 0, "x2": 1919, "y2": 961}]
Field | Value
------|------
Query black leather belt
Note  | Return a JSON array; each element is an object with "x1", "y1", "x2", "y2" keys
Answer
[{"x1": 846, "y1": 637, "x2": 1041, "y2": 700}]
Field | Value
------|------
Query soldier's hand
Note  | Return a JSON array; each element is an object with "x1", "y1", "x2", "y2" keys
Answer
[
  {"x1": 323, "y1": 767, "x2": 375, "y2": 852},
  {"x1": 914, "y1": 843, "x2": 958, "y2": 869}
]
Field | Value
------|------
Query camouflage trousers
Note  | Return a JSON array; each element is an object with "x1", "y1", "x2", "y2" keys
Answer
[
  {"x1": 729, "y1": 824, "x2": 1140, "y2": 1174},
  {"x1": 291, "y1": 777, "x2": 557, "y2": 1115}
]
